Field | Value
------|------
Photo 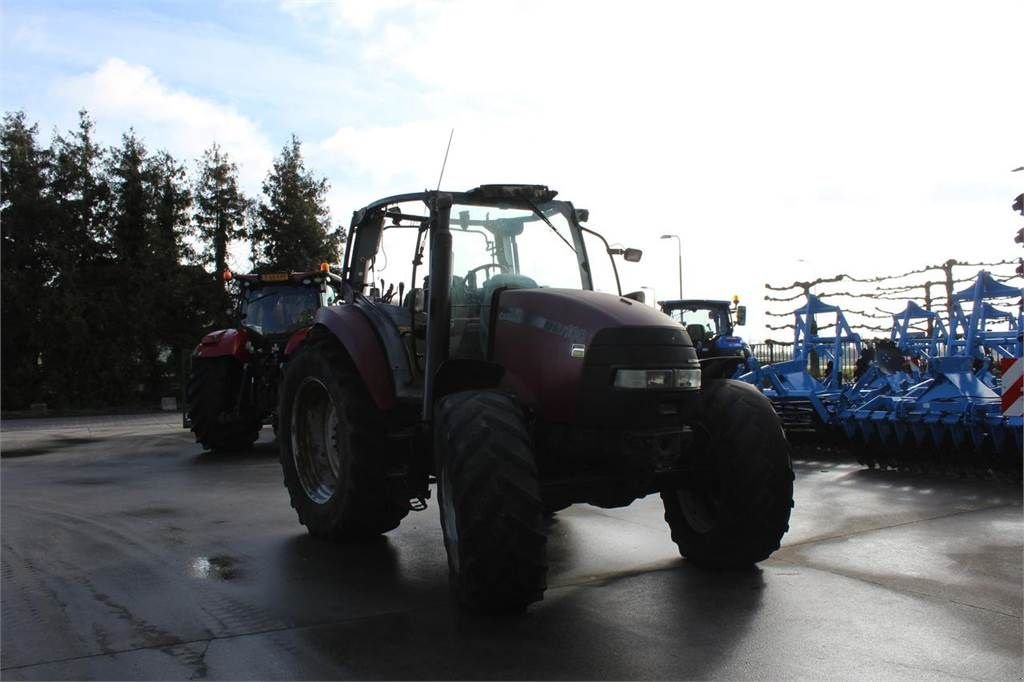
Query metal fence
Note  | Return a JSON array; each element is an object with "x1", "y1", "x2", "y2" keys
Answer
[{"x1": 749, "y1": 341, "x2": 861, "y2": 380}]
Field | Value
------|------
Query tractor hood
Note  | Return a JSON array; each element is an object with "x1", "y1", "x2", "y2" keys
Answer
[
  {"x1": 496, "y1": 288, "x2": 687, "y2": 340},
  {"x1": 492, "y1": 288, "x2": 698, "y2": 422},
  {"x1": 194, "y1": 327, "x2": 250, "y2": 361}
]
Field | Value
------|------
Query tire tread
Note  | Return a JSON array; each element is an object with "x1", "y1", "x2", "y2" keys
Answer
[
  {"x1": 437, "y1": 390, "x2": 547, "y2": 613},
  {"x1": 186, "y1": 357, "x2": 262, "y2": 452},
  {"x1": 662, "y1": 379, "x2": 795, "y2": 566}
]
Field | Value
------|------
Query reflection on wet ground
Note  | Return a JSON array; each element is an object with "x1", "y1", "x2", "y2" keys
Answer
[
  {"x1": 1, "y1": 416, "x2": 1021, "y2": 679},
  {"x1": 0, "y1": 436, "x2": 100, "y2": 458},
  {"x1": 188, "y1": 556, "x2": 241, "y2": 581}
]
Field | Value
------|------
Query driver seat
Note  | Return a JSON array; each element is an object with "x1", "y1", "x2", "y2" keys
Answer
[
  {"x1": 479, "y1": 273, "x2": 539, "y2": 355},
  {"x1": 686, "y1": 324, "x2": 707, "y2": 344}
]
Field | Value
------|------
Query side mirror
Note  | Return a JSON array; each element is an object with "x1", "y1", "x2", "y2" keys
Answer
[
  {"x1": 735, "y1": 305, "x2": 747, "y2": 326},
  {"x1": 575, "y1": 208, "x2": 590, "y2": 223},
  {"x1": 623, "y1": 248, "x2": 643, "y2": 263},
  {"x1": 624, "y1": 290, "x2": 645, "y2": 303}
]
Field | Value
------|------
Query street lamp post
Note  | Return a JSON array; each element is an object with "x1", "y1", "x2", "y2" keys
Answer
[{"x1": 660, "y1": 234, "x2": 682, "y2": 298}]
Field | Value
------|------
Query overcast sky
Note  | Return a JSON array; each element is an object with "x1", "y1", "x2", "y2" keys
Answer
[{"x1": 2, "y1": 0, "x2": 1021, "y2": 341}]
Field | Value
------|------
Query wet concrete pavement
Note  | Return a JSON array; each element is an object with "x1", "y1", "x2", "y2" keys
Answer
[{"x1": 2, "y1": 414, "x2": 1021, "y2": 680}]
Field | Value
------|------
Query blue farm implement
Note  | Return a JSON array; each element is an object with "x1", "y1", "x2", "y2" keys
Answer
[
  {"x1": 744, "y1": 271, "x2": 1021, "y2": 475},
  {"x1": 948, "y1": 271, "x2": 1022, "y2": 378},
  {"x1": 836, "y1": 271, "x2": 1022, "y2": 475},
  {"x1": 736, "y1": 294, "x2": 861, "y2": 432}
]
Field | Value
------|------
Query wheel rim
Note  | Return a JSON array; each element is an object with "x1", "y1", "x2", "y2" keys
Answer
[
  {"x1": 291, "y1": 377, "x2": 341, "y2": 504},
  {"x1": 675, "y1": 485, "x2": 719, "y2": 535},
  {"x1": 439, "y1": 462, "x2": 460, "y2": 573}
]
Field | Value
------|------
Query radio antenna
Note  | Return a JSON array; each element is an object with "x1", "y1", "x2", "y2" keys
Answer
[{"x1": 435, "y1": 128, "x2": 454, "y2": 191}]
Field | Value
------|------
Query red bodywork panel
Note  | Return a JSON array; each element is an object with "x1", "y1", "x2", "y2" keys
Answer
[
  {"x1": 315, "y1": 305, "x2": 396, "y2": 411},
  {"x1": 194, "y1": 328, "x2": 250, "y2": 362},
  {"x1": 284, "y1": 327, "x2": 311, "y2": 356},
  {"x1": 492, "y1": 288, "x2": 680, "y2": 422}
]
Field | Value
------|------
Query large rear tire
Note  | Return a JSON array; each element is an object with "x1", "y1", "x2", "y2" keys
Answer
[
  {"x1": 277, "y1": 330, "x2": 409, "y2": 540},
  {"x1": 435, "y1": 390, "x2": 547, "y2": 613},
  {"x1": 186, "y1": 357, "x2": 262, "y2": 452},
  {"x1": 662, "y1": 379, "x2": 794, "y2": 566}
]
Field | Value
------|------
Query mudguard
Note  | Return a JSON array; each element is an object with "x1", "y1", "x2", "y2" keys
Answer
[
  {"x1": 314, "y1": 305, "x2": 397, "y2": 411},
  {"x1": 284, "y1": 327, "x2": 311, "y2": 356},
  {"x1": 194, "y1": 328, "x2": 250, "y2": 362}
]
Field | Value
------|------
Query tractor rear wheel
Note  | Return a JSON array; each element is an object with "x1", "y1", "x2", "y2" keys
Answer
[
  {"x1": 277, "y1": 331, "x2": 408, "y2": 540},
  {"x1": 435, "y1": 390, "x2": 547, "y2": 613},
  {"x1": 186, "y1": 357, "x2": 262, "y2": 452},
  {"x1": 662, "y1": 379, "x2": 794, "y2": 567}
]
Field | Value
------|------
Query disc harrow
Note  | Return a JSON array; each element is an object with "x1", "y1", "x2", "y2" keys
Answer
[
  {"x1": 747, "y1": 271, "x2": 1022, "y2": 476},
  {"x1": 736, "y1": 294, "x2": 860, "y2": 432}
]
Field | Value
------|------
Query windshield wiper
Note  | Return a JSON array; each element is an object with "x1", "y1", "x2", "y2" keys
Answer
[
  {"x1": 518, "y1": 193, "x2": 576, "y2": 253},
  {"x1": 243, "y1": 292, "x2": 277, "y2": 307}
]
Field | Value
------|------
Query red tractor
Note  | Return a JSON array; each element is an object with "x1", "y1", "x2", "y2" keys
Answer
[
  {"x1": 186, "y1": 266, "x2": 342, "y2": 452},
  {"x1": 278, "y1": 185, "x2": 794, "y2": 613}
]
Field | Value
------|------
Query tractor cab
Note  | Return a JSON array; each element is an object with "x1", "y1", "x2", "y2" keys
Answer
[
  {"x1": 659, "y1": 298, "x2": 750, "y2": 380},
  {"x1": 335, "y1": 184, "x2": 651, "y2": 403},
  {"x1": 231, "y1": 269, "x2": 339, "y2": 341}
]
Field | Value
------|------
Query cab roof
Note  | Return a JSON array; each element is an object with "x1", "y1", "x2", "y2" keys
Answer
[
  {"x1": 231, "y1": 270, "x2": 333, "y2": 286},
  {"x1": 350, "y1": 184, "x2": 560, "y2": 225},
  {"x1": 659, "y1": 299, "x2": 732, "y2": 310}
]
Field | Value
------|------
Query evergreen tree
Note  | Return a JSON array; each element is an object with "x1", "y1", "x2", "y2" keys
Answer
[
  {"x1": 50, "y1": 111, "x2": 109, "y2": 264},
  {"x1": 5, "y1": 109, "x2": 345, "y2": 411},
  {"x1": 148, "y1": 151, "x2": 199, "y2": 398},
  {"x1": 251, "y1": 135, "x2": 342, "y2": 271},
  {"x1": 150, "y1": 149, "x2": 229, "y2": 397},
  {"x1": 0, "y1": 112, "x2": 55, "y2": 408},
  {"x1": 106, "y1": 130, "x2": 153, "y2": 264},
  {"x1": 152, "y1": 150, "x2": 193, "y2": 268},
  {"x1": 193, "y1": 143, "x2": 249, "y2": 279},
  {"x1": 43, "y1": 111, "x2": 115, "y2": 407},
  {"x1": 101, "y1": 130, "x2": 170, "y2": 402}
]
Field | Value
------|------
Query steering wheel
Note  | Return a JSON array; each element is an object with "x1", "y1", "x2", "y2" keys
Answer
[{"x1": 465, "y1": 263, "x2": 512, "y2": 290}]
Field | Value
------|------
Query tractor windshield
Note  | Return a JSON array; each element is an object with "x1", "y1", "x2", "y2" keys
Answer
[
  {"x1": 666, "y1": 305, "x2": 730, "y2": 341},
  {"x1": 449, "y1": 201, "x2": 583, "y2": 291},
  {"x1": 442, "y1": 200, "x2": 587, "y2": 359},
  {"x1": 240, "y1": 285, "x2": 320, "y2": 337}
]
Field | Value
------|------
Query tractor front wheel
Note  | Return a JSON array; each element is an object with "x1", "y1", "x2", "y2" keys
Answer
[
  {"x1": 186, "y1": 357, "x2": 262, "y2": 452},
  {"x1": 435, "y1": 390, "x2": 547, "y2": 613},
  {"x1": 662, "y1": 379, "x2": 794, "y2": 566}
]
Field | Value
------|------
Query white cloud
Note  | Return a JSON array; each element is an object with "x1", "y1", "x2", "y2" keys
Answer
[
  {"x1": 305, "y1": 0, "x2": 1024, "y2": 339},
  {"x1": 279, "y1": 0, "x2": 426, "y2": 32},
  {"x1": 10, "y1": 1, "x2": 1023, "y2": 334},
  {"x1": 59, "y1": 58, "x2": 274, "y2": 192},
  {"x1": 56, "y1": 58, "x2": 283, "y2": 270}
]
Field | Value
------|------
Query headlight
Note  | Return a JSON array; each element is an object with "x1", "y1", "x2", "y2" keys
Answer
[{"x1": 613, "y1": 367, "x2": 701, "y2": 390}]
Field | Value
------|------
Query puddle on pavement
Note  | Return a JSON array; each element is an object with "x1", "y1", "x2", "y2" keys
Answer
[
  {"x1": 123, "y1": 507, "x2": 178, "y2": 518},
  {"x1": 57, "y1": 476, "x2": 121, "y2": 485},
  {"x1": 1, "y1": 445, "x2": 52, "y2": 458},
  {"x1": 1, "y1": 436, "x2": 99, "y2": 458},
  {"x1": 188, "y1": 555, "x2": 240, "y2": 580}
]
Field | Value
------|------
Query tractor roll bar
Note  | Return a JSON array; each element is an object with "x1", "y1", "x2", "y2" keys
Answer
[
  {"x1": 422, "y1": 193, "x2": 453, "y2": 421},
  {"x1": 579, "y1": 226, "x2": 623, "y2": 297}
]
